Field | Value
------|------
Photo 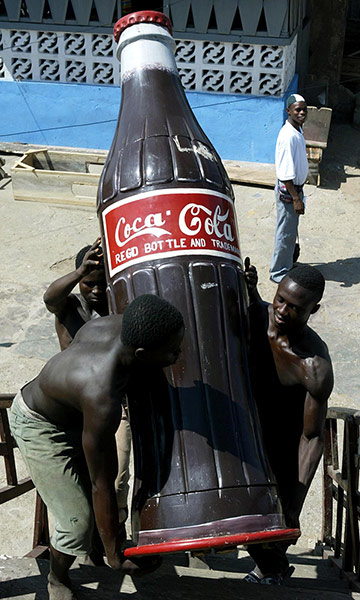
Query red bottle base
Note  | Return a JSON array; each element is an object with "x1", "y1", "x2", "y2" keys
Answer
[{"x1": 124, "y1": 528, "x2": 300, "y2": 557}]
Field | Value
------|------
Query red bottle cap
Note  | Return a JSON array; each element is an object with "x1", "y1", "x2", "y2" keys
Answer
[{"x1": 114, "y1": 11, "x2": 172, "y2": 42}]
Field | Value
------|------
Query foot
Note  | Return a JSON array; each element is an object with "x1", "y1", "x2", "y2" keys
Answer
[
  {"x1": 260, "y1": 565, "x2": 295, "y2": 585},
  {"x1": 79, "y1": 552, "x2": 105, "y2": 567},
  {"x1": 78, "y1": 538, "x2": 106, "y2": 567},
  {"x1": 260, "y1": 573, "x2": 283, "y2": 585},
  {"x1": 121, "y1": 554, "x2": 162, "y2": 577},
  {"x1": 243, "y1": 569, "x2": 263, "y2": 583},
  {"x1": 48, "y1": 573, "x2": 77, "y2": 600}
]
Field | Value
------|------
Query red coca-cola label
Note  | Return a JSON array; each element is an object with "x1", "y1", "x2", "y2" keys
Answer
[{"x1": 102, "y1": 188, "x2": 241, "y2": 277}]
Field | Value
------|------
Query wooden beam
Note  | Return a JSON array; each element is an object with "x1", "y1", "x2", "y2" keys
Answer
[
  {"x1": 0, "y1": 441, "x2": 10, "y2": 456},
  {"x1": 32, "y1": 492, "x2": 50, "y2": 549},
  {"x1": 24, "y1": 545, "x2": 50, "y2": 559},
  {"x1": 0, "y1": 407, "x2": 18, "y2": 484},
  {"x1": 0, "y1": 478, "x2": 35, "y2": 504},
  {"x1": 223, "y1": 160, "x2": 276, "y2": 188},
  {"x1": 0, "y1": 395, "x2": 15, "y2": 409}
]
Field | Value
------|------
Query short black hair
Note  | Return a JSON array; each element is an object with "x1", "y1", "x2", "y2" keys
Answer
[
  {"x1": 285, "y1": 265, "x2": 325, "y2": 303},
  {"x1": 75, "y1": 245, "x2": 91, "y2": 270},
  {"x1": 121, "y1": 294, "x2": 184, "y2": 349},
  {"x1": 75, "y1": 244, "x2": 103, "y2": 270}
]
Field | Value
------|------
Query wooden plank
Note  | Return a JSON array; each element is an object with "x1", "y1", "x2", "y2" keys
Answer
[
  {"x1": 12, "y1": 193, "x2": 97, "y2": 208},
  {"x1": 24, "y1": 545, "x2": 49, "y2": 559},
  {"x1": 306, "y1": 140, "x2": 328, "y2": 149},
  {"x1": 0, "y1": 399, "x2": 15, "y2": 409},
  {"x1": 328, "y1": 407, "x2": 358, "y2": 420},
  {"x1": 24, "y1": 545, "x2": 50, "y2": 559},
  {"x1": 32, "y1": 491, "x2": 50, "y2": 549},
  {"x1": 0, "y1": 407, "x2": 17, "y2": 485},
  {"x1": 12, "y1": 144, "x2": 328, "y2": 207},
  {"x1": 327, "y1": 465, "x2": 348, "y2": 491},
  {"x1": 307, "y1": 146, "x2": 323, "y2": 161},
  {"x1": 223, "y1": 160, "x2": 276, "y2": 187},
  {"x1": 0, "y1": 394, "x2": 15, "y2": 409},
  {"x1": 346, "y1": 418, "x2": 360, "y2": 573},
  {"x1": 303, "y1": 107, "x2": 332, "y2": 147},
  {"x1": 11, "y1": 149, "x2": 105, "y2": 207},
  {"x1": 224, "y1": 151, "x2": 322, "y2": 189},
  {"x1": 323, "y1": 419, "x2": 334, "y2": 545},
  {"x1": 0, "y1": 441, "x2": 11, "y2": 456},
  {"x1": 0, "y1": 478, "x2": 35, "y2": 503}
]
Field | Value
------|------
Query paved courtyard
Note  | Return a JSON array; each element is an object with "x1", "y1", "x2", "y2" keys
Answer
[{"x1": 0, "y1": 122, "x2": 359, "y2": 558}]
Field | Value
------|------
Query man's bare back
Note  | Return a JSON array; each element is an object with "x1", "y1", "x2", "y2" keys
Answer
[{"x1": 23, "y1": 315, "x2": 127, "y2": 428}]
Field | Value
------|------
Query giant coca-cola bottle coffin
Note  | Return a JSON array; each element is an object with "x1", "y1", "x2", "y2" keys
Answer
[{"x1": 97, "y1": 10, "x2": 299, "y2": 555}]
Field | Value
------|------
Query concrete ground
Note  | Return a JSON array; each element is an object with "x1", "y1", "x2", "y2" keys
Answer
[
  {"x1": 0, "y1": 122, "x2": 359, "y2": 559},
  {"x1": 0, "y1": 546, "x2": 357, "y2": 599}
]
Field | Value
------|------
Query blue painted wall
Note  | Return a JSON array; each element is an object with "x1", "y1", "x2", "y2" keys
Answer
[{"x1": 0, "y1": 75, "x2": 297, "y2": 163}]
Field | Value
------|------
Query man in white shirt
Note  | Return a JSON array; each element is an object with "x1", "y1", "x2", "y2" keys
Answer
[{"x1": 269, "y1": 94, "x2": 308, "y2": 283}]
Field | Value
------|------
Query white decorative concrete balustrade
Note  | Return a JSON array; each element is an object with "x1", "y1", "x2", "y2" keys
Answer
[{"x1": 0, "y1": 29, "x2": 297, "y2": 96}]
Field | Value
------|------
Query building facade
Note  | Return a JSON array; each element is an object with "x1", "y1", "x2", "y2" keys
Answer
[{"x1": 0, "y1": 1, "x2": 309, "y2": 162}]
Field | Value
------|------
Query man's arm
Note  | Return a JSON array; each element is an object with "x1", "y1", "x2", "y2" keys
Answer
[
  {"x1": 43, "y1": 238, "x2": 102, "y2": 315},
  {"x1": 282, "y1": 180, "x2": 305, "y2": 215},
  {"x1": 286, "y1": 361, "x2": 334, "y2": 527},
  {"x1": 276, "y1": 136, "x2": 305, "y2": 215},
  {"x1": 82, "y1": 400, "x2": 124, "y2": 569}
]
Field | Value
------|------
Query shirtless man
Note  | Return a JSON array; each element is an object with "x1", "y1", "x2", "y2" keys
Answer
[
  {"x1": 10, "y1": 294, "x2": 184, "y2": 600},
  {"x1": 243, "y1": 259, "x2": 333, "y2": 584}
]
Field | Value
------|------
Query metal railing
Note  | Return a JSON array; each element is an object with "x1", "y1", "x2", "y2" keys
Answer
[
  {"x1": 0, "y1": 394, "x2": 49, "y2": 558},
  {"x1": 321, "y1": 406, "x2": 360, "y2": 590}
]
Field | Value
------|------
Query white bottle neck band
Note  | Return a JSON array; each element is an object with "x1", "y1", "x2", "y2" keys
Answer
[{"x1": 116, "y1": 23, "x2": 178, "y2": 82}]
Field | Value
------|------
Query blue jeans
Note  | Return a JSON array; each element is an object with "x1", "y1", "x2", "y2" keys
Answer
[{"x1": 269, "y1": 186, "x2": 300, "y2": 283}]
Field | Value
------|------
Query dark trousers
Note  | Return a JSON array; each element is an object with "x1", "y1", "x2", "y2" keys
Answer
[{"x1": 247, "y1": 540, "x2": 291, "y2": 576}]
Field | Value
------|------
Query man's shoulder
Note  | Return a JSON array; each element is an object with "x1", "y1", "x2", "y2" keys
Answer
[
  {"x1": 305, "y1": 348, "x2": 332, "y2": 378},
  {"x1": 305, "y1": 325, "x2": 331, "y2": 359},
  {"x1": 302, "y1": 328, "x2": 334, "y2": 396},
  {"x1": 67, "y1": 293, "x2": 102, "y2": 323},
  {"x1": 76, "y1": 382, "x2": 124, "y2": 433},
  {"x1": 277, "y1": 121, "x2": 298, "y2": 143},
  {"x1": 56, "y1": 293, "x2": 86, "y2": 317},
  {"x1": 72, "y1": 313, "x2": 122, "y2": 343},
  {"x1": 50, "y1": 338, "x2": 113, "y2": 393}
]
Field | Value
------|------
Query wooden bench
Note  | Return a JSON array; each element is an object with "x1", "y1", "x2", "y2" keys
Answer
[
  {"x1": 303, "y1": 106, "x2": 333, "y2": 186},
  {"x1": 321, "y1": 406, "x2": 360, "y2": 591},
  {"x1": 0, "y1": 394, "x2": 50, "y2": 558}
]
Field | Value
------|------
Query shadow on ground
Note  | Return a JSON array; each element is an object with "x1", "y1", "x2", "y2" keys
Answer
[
  {"x1": 319, "y1": 123, "x2": 360, "y2": 191},
  {"x1": 0, "y1": 550, "x2": 352, "y2": 599},
  {"x1": 310, "y1": 257, "x2": 360, "y2": 287}
]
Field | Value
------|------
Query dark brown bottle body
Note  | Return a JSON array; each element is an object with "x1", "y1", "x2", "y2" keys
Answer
[{"x1": 97, "y1": 23, "x2": 286, "y2": 550}]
